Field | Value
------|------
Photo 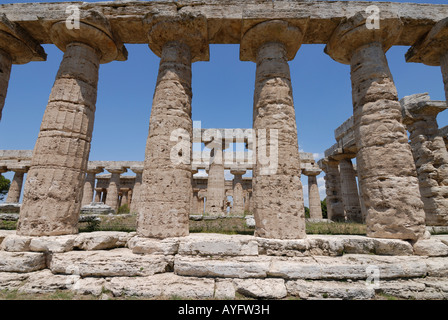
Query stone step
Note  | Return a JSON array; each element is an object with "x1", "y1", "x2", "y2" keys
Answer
[
  {"x1": 1, "y1": 270, "x2": 447, "y2": 300},
  {"x1": 0, "y1": 251, "x2": 46, "y2": 273},
  {"x1": 49, "y1": 248, "x2": 173, "y2": 277},
  {"x1": 174, "y1": 254, "x2": 448, "y2": 280}
]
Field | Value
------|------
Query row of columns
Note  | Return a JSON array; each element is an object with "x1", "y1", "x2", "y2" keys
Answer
[{"x1": 3, "y1": 10, "x2": 447, "y2": 240}]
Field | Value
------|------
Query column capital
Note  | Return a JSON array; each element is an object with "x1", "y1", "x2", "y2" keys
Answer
[
  {"x1": 86, "y1": 166, "x2": 104, "y2": 175},
  {"x1": 406, "y1": 18, "x2": 448, "y2": 66},
  {"x1": 401, "y1": 93, "x2": 448, "y2": 125},
  {"x1": 0, "y1": 13, "x2": 46, "y2": 64},
  {"x1": 130, "y1": 166, "x2": 144, "y2": 174},
  {"x1": 49, "y1": 9, "x2": 127, "y2": 63},
  {"x1": 230, "y1": 169, "x2": 246, "y2": 176},
  {"x1": 240, "y1": 19, "x2": 307, "y2": 62},
  {"x1": 106, "y1": 167, "x2": 127, "y2": 175},
  {"x1": 325, "y1": 11, "x2": 403, "y2": 65},
  {"x1": 144, "y1": 11, "x2": 209, "y2": 62}
]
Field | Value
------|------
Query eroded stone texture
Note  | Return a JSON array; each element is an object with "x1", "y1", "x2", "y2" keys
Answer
[
  {"x1": 205, "y1": 150, "x2": 226, "y2": 216},
  {"x1": 137, "y1": 13, "x2": 208, "y2": 238},
  {"x1": 0, "y1": 49, "x2": 11, "y2": 121},
  {"x1": 18, "y1": 13, "x2": 126, "y2": 236},
  {"x1": 339, "y1": 158, "x2": 362, "y2": 223},
  {"x1": 129, "y1": 167, "x2": 143, "y2": 213},
  {"x1": 241, "y1": 20, "x2": 306, "y2": 239},
  {"x1": 231, "y1": 169, "x2": 245, "y2": 215},
  {"x1": 326, "y1": 12, "x2": 425, "y2": 240},
  {"x1": 401, "y1": 93, "x2": 448, "y2": 227}
]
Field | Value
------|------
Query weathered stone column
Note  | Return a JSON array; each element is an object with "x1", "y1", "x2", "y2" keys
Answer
[
  {"x1": 338, "y1": 157, "x2": 362, "y2": 223},
  {"x1": 129, "y1": 166, "x2": 143, "y2": 214},
  {"x1": 105, "y1": 168, "x2": 126, "y2": 212},
  {"x1": 5, "y1": 167, "x2": 28, "y2": 203},
  {"x1": 137, "y1": 12, "x2": 209, "y2": 238},
  {"x1": 319, "y1": 158, "x2": 345, "y2": 221},
  {"x1": 81, "y1": 167, "x2": 103, "y2": 207},
  {"x1": 121, "y1": 188, "x2": 130, "y2": 207},
  {"x1": 94, "y1": 188, "x2": 102, "y2": 203},
  {"x1": 0, "y1": 14, "x2": 46, "y2": 120},
  {"x1": 231, "y1": 169, "x2": 246, "y2": 215},
  {"x1": 406, "y1": 18, "x2": 448, "y2": 102},
  {"x1": 240, "y1": 20, "x2": 307, "y2": 239},
  {"x1": 18, "y1": 12, "x2": 127, "y2": 236},
  {"x1": 306, "y1": 173, "x2": 322, "y2": 220},
  {"x1": 326, "y1": 12, "x2": 425, "y2": 239},
  {"x1": 401, "y1": 93, "x2": 448, "y2": 226},
  {"x1": 205, "y1": 152, "x2": 226, "y2": 216}
]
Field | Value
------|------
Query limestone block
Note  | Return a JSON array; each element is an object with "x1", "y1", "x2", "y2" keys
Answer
[
  {"x1": 286, "y1": 279, "x2": 375, "y2": 300},
  {"x1": 256, "y1": 237, "x2": 309, "y2": 257},
  {"x1": 0, "y1": 230, "x2": 15, "y2": 246},
  {"x1": 72, "y1": 277, "x2": 107, "y2": 296},
  {"x1": 214, "y1": 279, "x2": 236, "y2": 299},
  {"x1": 73, "y1": 231, "x2": 133, "y2": 250},
  {"x1": 177, "y1": 233, "x2": 259, "y2": 256},
  {"x1": 413, "y1": 239, "x2": 448, "y2": 256},
  {"x1": 174, "y1": 255, "x2": 271, "y2": 278},
  {"x1": 105, "y1": 273, "x2": 215, "y2": 299},
  {"x1": 1, "y1": 234, "x2": 32, "y2": 252},
  {"x1": 29, "y1": 235, "x2": 77, "y2": 253},
  {"x1": 127, "y1": 236, "x2": 180, "y2": 255},
  {"x1": 268, "y1": 255, "x2": 428, "y2": 280},
  {"x1": 0, "y1": 272, "x2": 29, "y2": 290},
  {"x1": 49, "y1": 248, "x2": 172, "y2": 277},
  {"x1": 426, "y1": 257, "x2": 448, "y2": 277},
  {"x1": 371, "y1": 238, "x2": 414, "y2": 256},
  {"x1": 233, "y1": 278, "x2": 287, "y2": 299},
  {"x1": 0, "y1": 251, "x2": 46, "y2": 272},
  {"x1": 18, "y1": 269, "x2": 78, "y2": 294}
]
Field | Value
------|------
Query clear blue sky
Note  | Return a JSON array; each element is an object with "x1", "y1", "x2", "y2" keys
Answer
[{"x1": 1, "y1": 0, "x2": 447, "y2": 206}]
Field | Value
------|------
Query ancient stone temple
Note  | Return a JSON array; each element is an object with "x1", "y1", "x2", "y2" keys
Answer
[{"x1": 0, "y1": 0, "x2": 448, "y2": 301}]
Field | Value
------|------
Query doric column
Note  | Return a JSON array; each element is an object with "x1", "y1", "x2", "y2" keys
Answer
[
  {"x1": 105, "y1": 167, "x2": 126, "y2": 212},
  {"x1": 94, "y1": 188, "x2": 102, "y2": 203},
  {"x1": 304, "y1": 172, "x2": 322, "y2": 220},
  {"x1": 129, "y1": 166, "x2": 143, "y2": 214},
  {"x1": 406, "y1": 18, "x2": 448, "y2": 102},
  {"x1": 121, "y1": 188, "x2": 130, "y2": 207},
  {"x1": 0, "y1": 14, "x2": 46, "y2": 120},
  {"x1": 101, "y1": 189, "x2": 107, "y2": 204},
  {"x1": 81, "y1": 167, "x2": 103, "y2": 207},
  {"x1": 5, "y1": 167, "x2": 28, "y2": 203},
  {"x1": 230, "y1": 169, "x2": 246, "y2": 215},
  {"x1": 401, "y1": 93, "x2": 448, "y2": 226},
  {"x1": 326, "y1": 12, "x2": 425, "y2": 239},
  {"x1": 137, "y1": 12, "x2": 209, "y2": 238},
  {"x1": 240, "y1": 20, "x2": 307, "y2": 239},
  {"x1": 338, "y1": 157, "x2": 362, "y2": 223},
  {"x1": 205, "y1": 151, "x2": 226, "y2": 216},
  {"x1": 319, "y1": 158, "x2": 345, "y2": 221},
  {"x1": 18, "y1": 12, "x2": 127, "y2": 236}
]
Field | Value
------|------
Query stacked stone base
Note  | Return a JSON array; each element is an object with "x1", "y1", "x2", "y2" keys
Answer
[{"x1": 0, "y1": 231, "x2": 447, "y2": 300}]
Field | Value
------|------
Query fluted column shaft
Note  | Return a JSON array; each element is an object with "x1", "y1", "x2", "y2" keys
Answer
[
  {"x1": 18, "y1": 43, "x2": 100, "y2": 236},
  {"x1": 231, "y1": 171, "x2": 245, "y2": 215},
  {"x1": 5, "y1": 170, "x2": 25, "y2": 203},
  {"x1": 339, "y1": 158, "x2": 362, "y2": 223},
  {"x1": 105, "y1": 170, "x2": 123, "y2": 212},
  {"x1": 138, "y1": 41, "x2": 193, "y2": 238},
  {"x1": 130, "y1": 169, "x2": 143, "y2": 214},
  {"x1": 0, "y1": 50, "x2": 12, "y2": 120},
  {"x1": 205, "y1": 157, "x2": 226, "y2": 216},
  {"x1": 324, "y1": 159, "x2": 345, "y2": 221},
  {"x1": 307, "y1": 174, "x2": 322, "y2": 220},
  {"x1": 82, "y1": 170, "x2": 101, "y2": 207}
]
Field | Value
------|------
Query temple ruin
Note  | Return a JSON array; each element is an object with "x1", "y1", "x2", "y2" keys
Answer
[{"x1": 0, "y1": 0, "x2": 448, "y2": 300}]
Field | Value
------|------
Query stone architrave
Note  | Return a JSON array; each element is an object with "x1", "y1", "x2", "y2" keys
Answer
[
  {"x1": 5, "y1": 167, "x2": 28, "y2": 203},
  {"x1": 319, "y1": 158, "x2": 345, "y2": 222},
  {"x1": 406, "y1": 18, "x2": 448, "y2": 102},
  {"x1": 401, "y1": 93, "x2": 448, "y2": 226},
  {"x1": 17, "y1": 11, "x2": 127, "y2": 236},
  {"x1": 231, "y1": 169, "x2": 246, "y2": 215},
  {"x1": 81, "y1": 167, "x2": 103, "y2": 207},
  {"x1": 338, "y1": 157, "x2": 362, "y2": 223},
  {"x1": 240, "y1": 20, "x2": 307, "y2": 239},
  {"x1": 325, "y1": 12, "x2": 425, "y2": 240},
  {"x1": 137, "y1": 12, "x2": 209, "y2": 238},
  {"x1": 0, "y1": 13, "x2": 46, "y2": 120},
  {"x1": 129, "y1": 166, "x2": 143, "y2": 214},
  {"x1": 105, "y1": 168, "x2": 126, "y2": 212}
]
